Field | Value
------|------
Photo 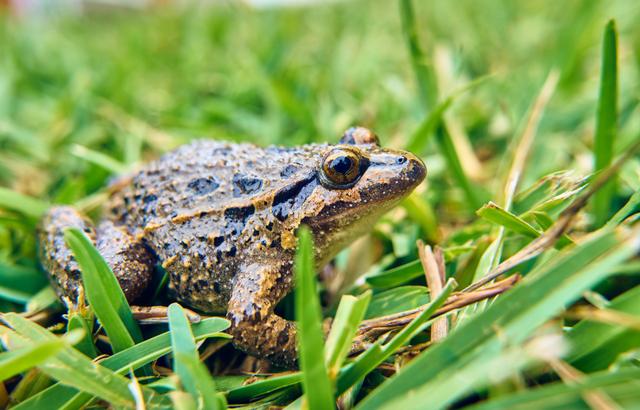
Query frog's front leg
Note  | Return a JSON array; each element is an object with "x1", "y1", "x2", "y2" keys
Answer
[
  {"x1": 227, "y1": 261, "x2": 298, "y2": 368},
  {"x1": 38, "y1": 206, "x2": 155, "y2": 304}
]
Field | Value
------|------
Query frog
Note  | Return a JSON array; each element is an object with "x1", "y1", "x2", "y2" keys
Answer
[{"x1": 38, "y1": 127, "x2": 426, "y2": 367}]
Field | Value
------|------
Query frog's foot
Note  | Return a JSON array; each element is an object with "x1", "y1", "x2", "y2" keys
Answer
[
  {"x1": 226, "y1": 262, "x2": 298, "y2": 368},
  {"x1": 38, "y1": 206, "x2": 155, "y2": 304}
]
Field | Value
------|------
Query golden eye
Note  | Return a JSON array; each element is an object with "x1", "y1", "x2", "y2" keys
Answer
[{"x1": 320, "y1": 147, "x2": 368, "y2": 188}]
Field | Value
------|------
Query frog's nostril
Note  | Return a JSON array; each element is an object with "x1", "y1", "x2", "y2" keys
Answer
[{"x1": 396, "y1": 156, "x2": 407, "y2": 165}]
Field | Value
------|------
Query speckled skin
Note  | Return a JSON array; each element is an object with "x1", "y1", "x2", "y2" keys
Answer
[{"x1": 38, "y1": 127, "x2": 426, "y2": 367}]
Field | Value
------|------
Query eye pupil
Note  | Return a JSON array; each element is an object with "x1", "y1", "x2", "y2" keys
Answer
[
  {"x1": 331, "y1": 156, "x2": 353, "y2": 174},
  {"x1": 320, "y1": 147, "x2": 369, "y2": 189}
]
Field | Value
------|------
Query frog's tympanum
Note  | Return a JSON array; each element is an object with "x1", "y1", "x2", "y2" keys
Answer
[{"x1": 38, "y1": 127, "x2": 426, "y2": 367}]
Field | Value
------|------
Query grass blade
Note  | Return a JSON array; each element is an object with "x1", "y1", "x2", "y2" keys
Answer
[
  {"x1": 69, "y1": 144, "x2": 129, "y2": 175},
  {"x1": 467, "y1": 368, "x2": 640, "y2": 410},
  {"x1": 365, "y1": 260, "x2": 422, "y2": 288},
  {"x1": 357, "y1": 226, "x2": 640, "y2": 409},
  {"x1": 2, "y1": 313, "x2": 170, "y2": 408},
  {"x1": 567, "y1": 284, "x2": 640, "y2": 372},
  {"x1": 295, "y1": 226, "x2": 334, "y2": 409},
  {"x1": 324, "y1": 291, "x2": 371, "y2": 378},
  {"x1": 477, "y1": 201, "x2": 541, "y2": 238},
  {"x1": 605, "y1": 189, "x2": 640, "y2": 228},
  {"x1": 365, "y1": 286, "x2": 429, "y2": 319},
  {"x1": 337, "y1": 279, "x2": 456, "y2": 395},
  {"x1": 168, "y1": 303, "x2": 225, "y2": 410},
  {"x1": 15, "y1": 317, "x2": 229, "y2": 410},
  {"x1": 592, "y1": 20, "x2": 618, "y2": 227},
  {"x1": 226, "y1": 373, "x2": 302, "y2": 403},
  {"x1": 0, "y1": 187, "x2": 48, "y2": 219},
  {"x1": 0, "y1": 340, "x2": 65, "y2": 382},
  {"x1": 64, "y1": 227, "x2": 142, "y2": 352},
  {"x1": 399, "y1": 0, "x2": 436, "y2": 111}
]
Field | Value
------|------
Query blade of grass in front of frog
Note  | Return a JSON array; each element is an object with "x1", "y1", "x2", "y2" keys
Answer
[
  {"x1": 169, "y1": 390, "x2": 198, "y2": 410},
  {"x1": 364, "y1": 286, "x2": 429, "y2": 319},
  {"x1": 226, "y1": 373, "x2": 302, "y2": 403},
  {"x1": 465, "y1": 368, "x2": 640, "y2": 410},
  {"x1": 356, "y1": 226, "x2": 640, "y2": 410},
  {"x1": 66, "y1": 313, "x2": 97, "y2": 358},
  {"x1": 63, "y1": 227, "x2": 142, "y2": 352},
  {"x1": 397, "y1": 333, "x2": 566, "y2": 410},
  {"x1": 168, "y1": 303, "x2": 226, "y2": 410},
  {"x1": 26, "y1": 287, "x2": 60, "y2": 313},
  {"x1": 14, "y1": 317, "x2": 230, "y2": 410},
  {"x1": 295, "y1": 226, "x2": 334, "y2": 409},
  {"x1": 527, "y1": 211, "x2": 573, "y2": 245},
  {"x1": 605, "y1": 189, "x2": 640, "y2": 229},
  {"x1": 364, "y1": 259, "x2": 423, "y2": 288},
  {"x1": 1, "y1": 314, "x2": 171, "y2": 408},
  {"x1": 324, "y1": 291, "x2": 371, "y2": 378},
  {"x1": 0, "y1": 187, "x2": 49, "y2": 219},
  {"x1": 592, "y1": 20, "x2": 618, "y2": 228},
  {"x1": 478, "y1": 203, "x2": 575, "y2": 250},
  {"x1": 0, "y1": 339, "x2": 65, "y2": 382},
  {"x1": 477, "y1": 201, "x2": 542, "y2": 238},
  {"x1": 336, "y1": 279, "x2": 456, "y2": 395},
  {"x1": 8, "y1": 368, "x2": 53, "y2": 406},
  {"x1": 69, "y1": 144, "x2": 130, "y2": 175},
  {"x1": 567, "y1": 284, "x2": 640, "y2": 372}
]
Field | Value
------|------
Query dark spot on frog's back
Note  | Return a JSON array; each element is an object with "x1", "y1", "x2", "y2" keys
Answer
[
  {"x1": 280, "y1": 164, "x2": 298, "y2": 178},
  {"x1": 143, "y1": 194, "x2": 157, "y2": 204},
  {"x1": 187, "y1": 177, "x2": 220, "y2": 195},
  {"x1": 272, "y1": 175, "x2": 317, "y2": 222},
  {"x1": 277, "y1": 329, "x2": 289, "y2": 345},
  {"x1": 224, "y1": 205, "x2": 255, "y2": 222},
  {"x1": 233, "y1": 174, "x2": 263, "y2": 197},
  {"x1": 213, "y1": 236, "x2": 224, "y2": 247},
  {"x1": 224, "y1": 204, "x2": 256, "y2": 236}
]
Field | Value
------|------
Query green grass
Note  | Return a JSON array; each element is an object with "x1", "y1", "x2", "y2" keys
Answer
[{"x1": 0, "y1": 0, "x2": 639, "y2": 408}]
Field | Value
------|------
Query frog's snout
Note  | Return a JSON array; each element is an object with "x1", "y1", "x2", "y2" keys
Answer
[{"x1": 398, "y1": 151, "x2": 426, "y2": 185}]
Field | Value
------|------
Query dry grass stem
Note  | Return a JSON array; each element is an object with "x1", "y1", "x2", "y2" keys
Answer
[
  {"x1": 549, "y1": 359, "x2": 621, "y2": 410},
  {"x1": 417, "y1": 241, "x2": 448, "y2": 341}
]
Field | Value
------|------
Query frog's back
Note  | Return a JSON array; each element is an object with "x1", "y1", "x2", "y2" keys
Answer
[{"x1": 107, "y1": 139, "x2": 326, "y2": 231}]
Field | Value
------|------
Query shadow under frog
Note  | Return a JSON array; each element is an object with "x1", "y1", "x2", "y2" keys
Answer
[{"x1": 38, "y1": 127, "x2": 426, "y2": 368}]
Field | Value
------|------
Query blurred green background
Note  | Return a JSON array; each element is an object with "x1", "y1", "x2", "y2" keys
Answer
[{"x1": 1, "y1": 0, "x2": 638, "y2": 211}]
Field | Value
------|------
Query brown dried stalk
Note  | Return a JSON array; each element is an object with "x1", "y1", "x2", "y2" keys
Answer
[
  {"x1": 351, "y1": 275, "x2": 519, "y2": 353},
  {"x1": 417, "y1": 242, "x2": 448, "y2": 341}
]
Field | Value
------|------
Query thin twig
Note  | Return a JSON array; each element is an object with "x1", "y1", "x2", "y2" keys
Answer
[
  {"x1": 565, "y1": 306, "x2": 640, "y2": 331},
  {"x1": 549, "y1": 359, "x2": 621, "y2": 410},
  {"x1": 503, "y1": 70, "x2": 560, "y2": 210},
  {"x1": 476, "y1": 70, "x2": 559, "y2": 284},
  {"x1": 352, "y1": 275, "x2": 519, "y2": 351},
  {"x1": 417, "y1": 242, "x2": 448, "y2": 341}
]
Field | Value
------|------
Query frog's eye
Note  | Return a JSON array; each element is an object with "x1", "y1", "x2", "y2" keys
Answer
[{"x1": 319, "y1": 147, "x2": 369, "y2": 189}]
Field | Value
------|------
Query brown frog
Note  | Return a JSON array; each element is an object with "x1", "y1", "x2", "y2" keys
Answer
[{"x1": 38, "y1": 127, "x2": 426, "y2": 367}]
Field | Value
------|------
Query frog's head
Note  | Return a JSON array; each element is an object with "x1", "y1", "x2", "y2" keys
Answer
[{"x1": 301, "y1": 127, "x2": 426, "y2": 265}]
